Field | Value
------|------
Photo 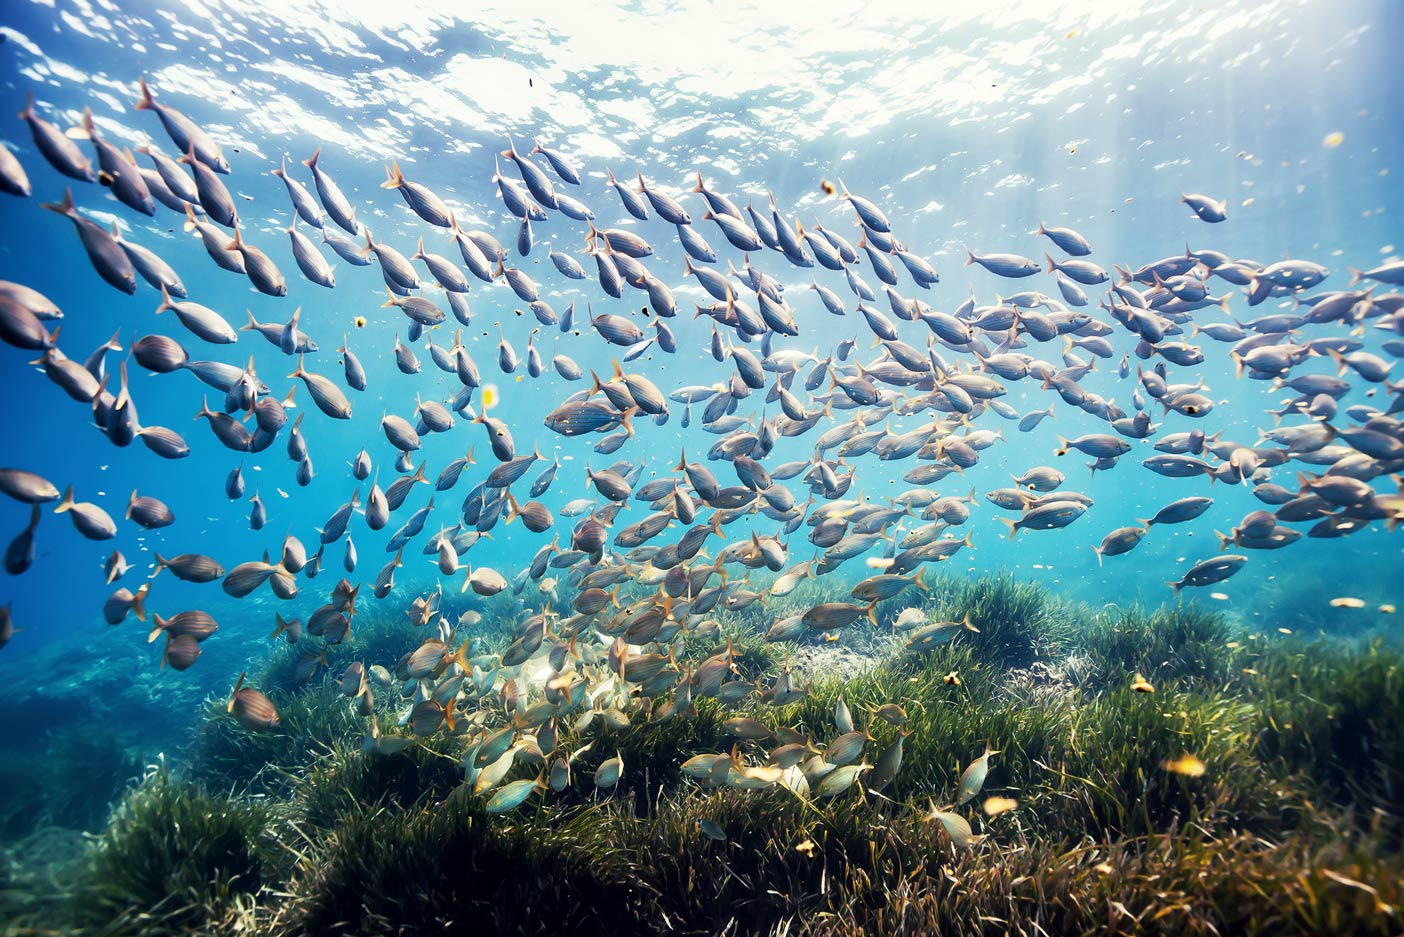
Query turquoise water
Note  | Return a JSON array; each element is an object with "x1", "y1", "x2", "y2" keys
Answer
[{"x1": 0, "y1": 0, "x2": 1401, "y2": 926}]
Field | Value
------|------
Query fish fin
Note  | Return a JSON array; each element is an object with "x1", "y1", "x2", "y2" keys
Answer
[
  {"x1": 131, "y1": 582, "x2": 150, "y2": 622},
  {"x1": 133, "y1": 77, "x2": 155, "y2": 111},
  {"x1": 55, "y1": 485, "x2": 75, "y2": 514},
  {"x1": 40, "y1": 187, "x2": 76, "y2": 217},
  {"x1": 228, "y1": 671, "x2": 247, "y2": 712},
  {"x1": 380, "y1": 161, "x2": 403, "y2": 189}
]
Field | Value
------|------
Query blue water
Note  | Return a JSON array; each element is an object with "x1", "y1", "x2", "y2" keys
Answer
[{"x1": 0, "y1": 0, "x2": 1401, "y2": 749}]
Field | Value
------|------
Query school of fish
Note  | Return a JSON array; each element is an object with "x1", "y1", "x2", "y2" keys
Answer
[{"x1": 2, "y1": 75, "x2": 1403, "y2": 826}]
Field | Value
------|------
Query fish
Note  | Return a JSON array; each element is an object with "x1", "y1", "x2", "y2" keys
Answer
[
  {"x1": 54, "y1": 486, "x2": 116, "y2": 540},
  {"x1": 181, "y1": 203, "x2": 245, "y2": 273},
  {"x1": 126, "y1": 490, "x2": 174, "y2": 529},
  {"x1": 228, "y1": 671, "x2": 280, "y2": 730},
  {"x1": 19, "y1": 93, "x2": 94, "y2": 182},
  {"x1": 226, "y1": 226, "x2": 286, "y2": 296},
  {"x1": 486, "y1": 776, "x2": 543, "y2": 814},
  {"x1": 923, "y1": 801, "x2": 979, "y2": 848},
  {"x1": 1181, "y1": 192, "x2": 1227, "y2": 223},
  {"x1": 1162, "y1": 754, "x2": 1206, "y2": 777},
  {"x1": 382, "y1": 161, "x2": 452, "y2": 227},
  {"x1": 156, "y1": 285, "x2": 236, "y2": 344},
  {"x1": 4, "y1": 505, "x2": 40, "y2": 575},
  {"x1": 303, "y1": 147, "x2": 358, "y2": 234},
  {"x1": 162, "y1": 633, "x2": 202, "y2": 670},
  {"x1": 956, "y1": 747, "x2": 1000, "y2": 805},
  {"x1": 103, "y1": 582, "x2": 149, "y2": 625},
  {"x1": 1091, "y1": 526, "x2": 1148, "y2": 565},
  {"x1": 41, "y1": 189, "x2": 136, "y2": 294},
  {"x1": 965, "y1": 247, "x2": 1040, "y2": 278},
  {"x1": 289, "y1": 354, "x2": 352, "y2": 419},
  {"x1": 180, "y1": 141, "x2": 237, "y2": 226},
  {"x1": 594, "y1": 750, "x2": 624, "y2": 789},
  {"x1": 152, "y1": 552, "x2": 226, "y2": 583},
  {"x1": 134, "y1": 77, "x2": 228, "y2": 173},
  {"x1": 0, "y1": 469, "x2": 60, "y2": 504},
  {"x1": 906, "y1": 614, "x2": 980, "y2": 651},
  {"x1": 1168, "y1": 554, "x2": 1248, "y2": 592}
]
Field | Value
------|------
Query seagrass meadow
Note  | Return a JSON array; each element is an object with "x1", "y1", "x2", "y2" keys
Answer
[{"x1": 1, "y1": 573, "x2": 1400, "y2": 937}]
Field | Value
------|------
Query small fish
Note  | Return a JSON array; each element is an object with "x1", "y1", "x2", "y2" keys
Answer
[
  {"x1": 1181, "y1": 192, "x2": 1227, "y2": 223},
  {"x1": 228, "y1": 671, "x2": 279, "y2": 730},
  {"x1": 697, "y1": 818, "x2": 728, "y2": 841},
  {"x1": 19, "y1": 92, "x2": 93, "y2": 181},
  {"x1": 42, "y1": 189, "x2": 136, "y2": 294},
  {"x1": 0, "y1": 469, "x2": 61, "y2": 504},
  {"x1": 126, "y1": 490, "x2": 174, "y2": 529},
  {"x1": 1162, "y1": 754, "x2": 1206, "y2": 777},
  {"x1": 52, "y1": 486, "x2": 115, "y2": 540},
  {"x1": 134, "y1": 77, "x2": 229, "y2": 173},
  {"x1": 289, "y1": 353, "x2": 352, "y2": 420},
  {"x1": 4, "y1": 504, "x2": 40, "y2": 575},
  {"x1": 303, "y1": 147, "x2": 358, "y2": 234},
  {"x1": 595, "y1": 750, "x2": 624, "y2": 789},
  {"x1": 486, "y1": 776, "x2": 542, "y2": 814},
  {"x1": 922, "y1": 800, "x2": 978, "y2": 848},
  {"x1": 956, "y1": 747, "x2": 999, "y2": 805},
  {"x1": 1167, "y1": 554, "x2": 1247, "y2": 593}
]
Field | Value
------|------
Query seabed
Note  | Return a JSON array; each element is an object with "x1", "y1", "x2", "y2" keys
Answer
[{"x1": 1, "y1": 571, "x2": 1399, "y2": 936}]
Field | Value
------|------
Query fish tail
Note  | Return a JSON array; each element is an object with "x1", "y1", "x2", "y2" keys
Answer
[
  {"x1": 618, "y1": 406, "x2": 637, "y2": 437},
  {"x1": 40, "y1": 187, "x2": 76, "y2": 217},
  {"x1": 913, "y1": 566, "x2": 927, "y2": 591},
  {"x1": 1091, "y1": 544, "x2": 1104, "y2": 568},
  {"x1": 1347, "y1": 267, "x2": 1364, "y2": 288},
  {"x1": 269, "y1": 613, "x2": 287, "y2": 640},
  {"x1": 1044, "y1": 253, "x2": 1056, "y2": 274},
  {"x1": 380, "y1": 161, "x2": 403, "y2": 189},
  {"x1": 228, "y1": 671, "x2": 247, "y2": 712},
  {"x1": 962, "y1": 245, "x2": 975, "y2": 267},
  {"x1": 1000, "y1": 517, "x2": 1018, "y2": 540},
  {"x1": 303, "y1": 146, "x2": 321, "y2": 171},
  {"x1": 866, "y1": 601, "x2": 878, "y2": 627},
  {"x1": 134, "y1": 77, "x2": 154, "y2": 110},
  {"x1": 131, "y1": 582, "x2": 150, "y2": 622},
  {"x1": 55, "y1": 485, "x2": 75, "y2": 514}
]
